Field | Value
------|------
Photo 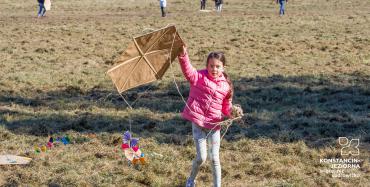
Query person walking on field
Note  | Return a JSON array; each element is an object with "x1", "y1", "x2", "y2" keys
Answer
[
  {"x1": 159, "y1": 0, "x2": 167, "y2": 17},
  {"x1": 276, "y1": 0, "x2": 288, "y2": 16},
  {"x1": 200, "y1": 0, "x2": 206, "y2": 10},
  {"x1": 215, "y1": 0, "x2": 223, "y2": 12},
  {"x1": 177, "y1": 45, "x2": 243, "y2": 187},
  {"x1": 37, "y1": 0, "x2": 46, "y2": 18}
]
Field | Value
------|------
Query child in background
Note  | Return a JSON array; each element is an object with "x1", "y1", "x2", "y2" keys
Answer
[
  {"x1": 159, "y1": 0, "x2": 167, "y2": 17},
  {"x1": 178, "y1": 45, "x2": 243, "y2": 187},
  {"x1": 37, "y1": 0, "x2": 46, "y2": 18},
  {"x1": 276, "y1": 0, "x2": 288, "y2": 16},
  {"x1": 216, "y1": 0, "x2": 223, "y2": 12},
  {"x1": 200, "y1": 0, "x2": 206, "y2": 10}
]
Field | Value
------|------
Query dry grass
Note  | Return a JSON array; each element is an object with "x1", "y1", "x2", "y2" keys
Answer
[{"x1": 0, "y1": 0, "x2": 369, "y2": 186}]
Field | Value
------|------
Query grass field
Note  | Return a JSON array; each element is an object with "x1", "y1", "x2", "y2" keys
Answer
[{"x1": 0, "y1": 0, "x2": 369, "y2": 186}]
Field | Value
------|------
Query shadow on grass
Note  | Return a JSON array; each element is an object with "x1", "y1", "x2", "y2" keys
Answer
[
  {"x1": 0, "y1": 73, "x2": 369, "y2": 148},
  {"x1": 0, "y1": 83, "x2": 189, "y2": 112},
  {"x1": 231, "y1": 73, "x2": 370, "y2": 148}
]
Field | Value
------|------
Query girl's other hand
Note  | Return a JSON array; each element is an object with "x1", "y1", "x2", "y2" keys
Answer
[{"x1": 231, "y1": 104, "x2": 244, "y2": 118}]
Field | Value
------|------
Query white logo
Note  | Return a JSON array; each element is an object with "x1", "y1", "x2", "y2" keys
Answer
[{"x1": 338, "y1": 137, "x2": 359, "y2": 156}]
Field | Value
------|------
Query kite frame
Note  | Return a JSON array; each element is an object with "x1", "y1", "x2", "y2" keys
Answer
[{"x1": 107, "y1": 25, "x2": 184, "y2": 94}]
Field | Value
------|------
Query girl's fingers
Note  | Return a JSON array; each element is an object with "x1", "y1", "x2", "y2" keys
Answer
[
  {"x1": 178, "y1": 45, "x2": 187, "y2": 57},
  {"x1": 182, "y1": 45, "x2": 187, "y2": 54}
]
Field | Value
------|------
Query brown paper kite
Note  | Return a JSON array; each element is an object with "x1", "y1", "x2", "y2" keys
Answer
[{"x1": 107, "y1": 25, "x2": 184, "y2": 93}]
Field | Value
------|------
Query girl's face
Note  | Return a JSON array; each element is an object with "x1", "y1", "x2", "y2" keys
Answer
[{"x1": 207, "y1": 58, "x2": 224, "y2": 78}]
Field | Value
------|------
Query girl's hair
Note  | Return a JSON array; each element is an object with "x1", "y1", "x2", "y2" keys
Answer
[{"x1": 206, "y1": 52, "x2": 233, "y2": 100}]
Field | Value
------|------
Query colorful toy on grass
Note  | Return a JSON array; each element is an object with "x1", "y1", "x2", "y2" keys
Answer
[
  {"x1": 34, "y1": 135, "x2": 71, "y2": 154},
  {"x1": 34, "y1": 145, "x2": 41, "y2": 153},
  {"x1": 34, "y1": 145, "x2": 47, "y2": 153},
  {"x1": 40, "y1": 145, "x2": 47, "y2": 152},
  {"x1": 121, "y1": 131, "x2": 146, "y2": 165},
  {"x1": 46, "y1": 137, "x2": 54, "y2": 148},
  {"x1": 56, "y1": 136, "x2": 70, "y2": 145}
]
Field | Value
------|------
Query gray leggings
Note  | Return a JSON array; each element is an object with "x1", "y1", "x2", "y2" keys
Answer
[{"x1": 188, "y1": 123, "x2": 221, "y2": 187}]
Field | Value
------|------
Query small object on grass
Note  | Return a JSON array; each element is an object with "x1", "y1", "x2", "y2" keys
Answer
[
  {"x1": 121, "y1": 143, "x2": 130, "y2": 150},
  {"x1": 47, "y1": 137, "x2": 54, "y2": 149},
  {"x1": 41, "y1": 145, "x2": 47, "y2": 152},
  {"x1": 65, "y1": 136, "x2": 71, "y2": 144},
  {"x1": 121, "y1": 131, "x2": 146, "y2": 165},
  {"x1": 139, "y1": 153, "x2": 146, "y2": 165},
  {"x1": 47, "y1": 141, "x2": 53, "y2": 149},
  {"x1": 34, "y1": 145, "x2": 41, "y2": 153},
  {"x1": 55, "y1": 136, "x2": 70, "y2": 145},
  {"x1": 60, "y1": 136, "x2": 70, "y2": 145},
  {"x1": 199, "y1": 9, "x2": 212, "y2": 12},
  {"x1": 0, "y1": 155, "x2": 32, "y2": 165},
  {"x1": 132, "y1": 157, "x2": 139, "y2": 165}
]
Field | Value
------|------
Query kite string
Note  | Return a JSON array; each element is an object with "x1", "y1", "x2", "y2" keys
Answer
[
  {"x1": 119, "y1": 92, "x2": 133, "y2": 110},
  {"x1": 118, "y1": 92, "x2": 132, "y2": 132},
  {"x1": 129, "y1": 85, "x2": 155, "y2": 107},
  {"x1": 119, "y1": 84, "x2": 157, "y2": 133}
]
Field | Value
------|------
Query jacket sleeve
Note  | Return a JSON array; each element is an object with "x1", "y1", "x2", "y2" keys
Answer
[
  {"x1": 222, "y1": 97, "x2": 232, "y2": 117},
  {"x1": 178, "y1": 52, "x2": 199, "y2": 85}
]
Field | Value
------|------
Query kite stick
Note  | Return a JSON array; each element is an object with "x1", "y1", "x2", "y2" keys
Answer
[{"x1": 133, "y1": 38, "x2": 160, "y2": 79}]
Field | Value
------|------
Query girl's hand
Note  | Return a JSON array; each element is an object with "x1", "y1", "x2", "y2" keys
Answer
[
  {"x1": 231, "y1": 104, "x2": 244, "y2": 118},
  {"x1": 178, "y1": 45, "x2": 187, "y2": 57}
]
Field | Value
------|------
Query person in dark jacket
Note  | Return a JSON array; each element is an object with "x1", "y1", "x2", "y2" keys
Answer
[
  {"x1": 200, "y1": 0, "x2": 206, "y2": 10},
  {"x1": 216, "y1": 0, "x2": 223, "y2": 12},
  {"x1": 37, "y1": 0, "x2": 46, "y2": 18}
]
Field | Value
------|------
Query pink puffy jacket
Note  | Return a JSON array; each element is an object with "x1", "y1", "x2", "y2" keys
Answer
[{"x1": 178, "y1": 52, "x2": 232, "y2": 130}]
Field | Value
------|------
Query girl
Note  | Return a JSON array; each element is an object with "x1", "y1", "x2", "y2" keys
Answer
[
  {"x1": 216, "y1": 0, "x2": 223, "y2": 12},
  {"x1": 178, "y1": 46, "x2": 242, "y2": 187}
]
